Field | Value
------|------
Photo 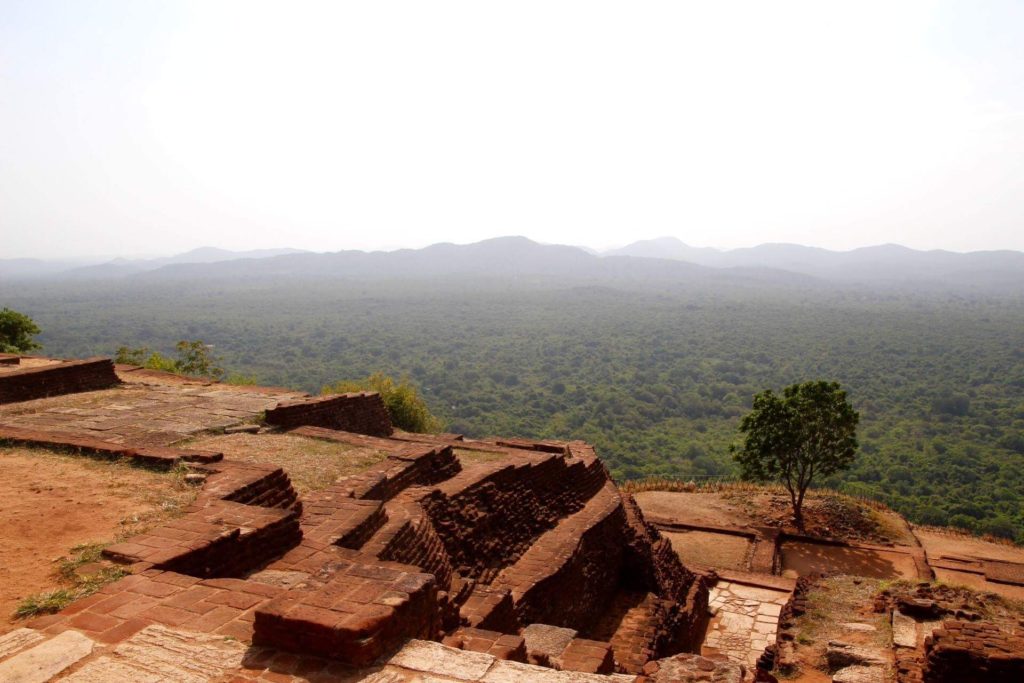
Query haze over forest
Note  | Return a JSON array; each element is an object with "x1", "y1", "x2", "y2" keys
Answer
[
  {"x1": 2, "y1": 3, "x2": 1024, "y2": 543},
  {"x1": 4, "y1": 237, "x2": 1023, "y2": 542}
]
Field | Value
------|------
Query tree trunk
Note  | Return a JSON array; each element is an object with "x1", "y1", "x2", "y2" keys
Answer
[
  {"x1": 794, "y1": 485, "x2": 807, "y2": 532},
  {"x1": 787, "y1": 485, "x2": 804, "y2": 531}
]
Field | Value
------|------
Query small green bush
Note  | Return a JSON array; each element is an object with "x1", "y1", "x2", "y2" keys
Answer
[
  {"x1": 323, "y1": 373, "x2": 442, "y2": 433},
  {"x1": 115, "y1": 340, "x2": 224, "y2": 380}
]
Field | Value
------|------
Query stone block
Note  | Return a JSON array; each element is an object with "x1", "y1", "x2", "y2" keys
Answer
[{"x1": 0, "y1": 630, "x2": 96, "y2": 683}]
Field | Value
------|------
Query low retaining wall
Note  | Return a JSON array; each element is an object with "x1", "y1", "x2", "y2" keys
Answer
[
  {"x1": 104, "y1": 460, "x2": 303, "y2": 577},
  {"x1": 200, "y1": 461, "x2": 300, "y2": 511},
  {"x1": 0, "y1": 424, "x2": 222, "y2": 469},
  {"x1": 265, "y1": 393, "x2": 392, "y2": 436},
  {"x1": 925, "y1": 620, "x2": 1024, "y2": 682},
  {"x1": 0, "y1": 357, "x2": 119, "y2": 404},
  {"x1": 104, "y1": 500, "x2": 301, "y2": 578},
  {"x1": 372, "y1": 501, "x2": 455, "y2": 590}
]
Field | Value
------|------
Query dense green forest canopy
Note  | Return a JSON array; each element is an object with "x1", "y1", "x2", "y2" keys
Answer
[{"x1": 4, "y1": 275, "x2": 1023, "y2": 541}]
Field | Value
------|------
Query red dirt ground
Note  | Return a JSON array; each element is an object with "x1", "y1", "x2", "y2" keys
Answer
[
  {"x1": 915, "y1": 528, "x2": 1024, "y2": 564},
  {"x1": 662, "y1": 530, "x2": 752, "y2": 571},
  {"x1": 779, "y1": 540, "x2": 920, "y2": 580},
  {"x1": 0, "y1": 447, "x2": 191, "y2": 634},
  {"x1": 634, "y1": 489, "x2": 917, "y2": 545},
  {"x1": 634, "y1": 491, "x2": 753, "y2": 528}
]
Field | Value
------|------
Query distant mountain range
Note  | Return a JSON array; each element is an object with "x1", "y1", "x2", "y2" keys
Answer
[
  {"x1": 0, "y1": 247, "x2": 306, "y2": 280},
  {"x1": 605, "y1": 237, "x2": 1024, "y2": 285},
  {"x1": 3, "y1": 237, "x2": 1022, "y2": 292}
]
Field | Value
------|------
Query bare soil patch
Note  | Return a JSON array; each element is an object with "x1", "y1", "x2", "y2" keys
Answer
[
  {"x1": 915, "y1": 528, "x2": 1024, "y2": 564},
  {"x1": 0, "y1": 446, "x2": 194, "y2": 633},
  {"x1": 185, "y1": 432, "x2": 387, "y2": 494},
  {"x1": 780, "y1": 541, "x2": 920, "y2": 580},
  {"x1": 635, "y1": 488, "x2": 915, "y2": 546},
  {"x1": 634, "y1": 491, "x2": 755, "y2": 528},
  {"x1": 663, "y1": 530, "x2": 752, "y2": 571},
  {"x1": 931, "y1": 567, "x2": 1024, "y2": 601}
]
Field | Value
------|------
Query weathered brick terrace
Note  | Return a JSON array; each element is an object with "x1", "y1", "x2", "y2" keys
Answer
[
  {"x1": 2, "y1": 354, "x2": 1022, "y2": 682},
  {"x1": 0, "y1": 355, "x2": 716, "y2": 682}
]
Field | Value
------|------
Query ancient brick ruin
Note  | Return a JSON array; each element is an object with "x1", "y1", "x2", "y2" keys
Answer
[
  {"x1": 0, "y1": 355, "x2": 714, "y2": 682},
  {"x1": 0, "y1": 353, "x2": 1021, "y2": 683}
]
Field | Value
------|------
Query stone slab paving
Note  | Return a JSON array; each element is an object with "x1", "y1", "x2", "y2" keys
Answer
[
  {"x1": 0, "y1": 630, "x2": 95, "y2": 683},
  {"x1": 0, "y1": 382, "x2": 303, "y2": 446},
  {"x1": 62, "y1": 625, "x2": 248, "y2": 682},
  {"x1": 702, "y1": 580, "x2": 790, "y2": 669},
  {"x1": 0, "y1": 628, "x2": 45, "y2": 659},
  {"x1": 0, "y1": 626, "x2": 641, "y2": 682}
]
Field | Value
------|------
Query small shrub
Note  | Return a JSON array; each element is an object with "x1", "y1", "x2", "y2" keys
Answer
[
  {"x1": 323, "y1": 372, "x2": 442, "y2": 433},
  {"x1": 114, "y1": 340, "x2": 224, "y2": 379}
]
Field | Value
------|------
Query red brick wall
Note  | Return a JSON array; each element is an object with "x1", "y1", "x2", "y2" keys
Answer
[
  {"x1": 508, "y1": 494, "x2": 628, "y2": 631},
  {"x1": 924, "y1": 620, "x2": 1024, "y2": 682},
  {"x1": 0, "y1": 357, "x2": 119, "y2": 404},
  {"x1": 419, "y1": 454, "x2": 607, "y2": 583},
  {"x1": 265, "y1": 393, "x2": 392, "y2": 436}
]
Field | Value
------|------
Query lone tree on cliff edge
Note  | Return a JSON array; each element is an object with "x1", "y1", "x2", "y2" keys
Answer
[{"x1": 731, "y1": 381, "x2": 859, "y2": 531}]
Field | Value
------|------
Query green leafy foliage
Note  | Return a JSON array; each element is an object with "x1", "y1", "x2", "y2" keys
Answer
[
  {"x1": 115, "y1": 340, "x2": 224, "y2": 380},
  {"x1": 323, "y1": 372, "x2": 442, "y2": 433},
  {"x1": 732, "y1": 381, "x2": 859, "y2": 528},
  {"x1": 0, "y1": 306, "x2": 41, "y2": 353},
  {"x1": 7, "y1": 277, "x2": 1024, "y2": 541}
]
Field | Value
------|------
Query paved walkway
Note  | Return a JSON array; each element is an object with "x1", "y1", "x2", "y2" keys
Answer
[
  {"x1": 702, "y1": 580, "x2": 789, "y2": 669},
  {"x1": 0, "y1": 378, "x2": 302, "y2": 447}
]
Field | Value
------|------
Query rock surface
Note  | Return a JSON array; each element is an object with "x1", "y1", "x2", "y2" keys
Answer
[
  {"x1": 645, "y1": 652, "x2": 745, "y2": 682},
  {"x1": 0, "y1": 631, "x2": 95, "y2": 683},
  {"x1": 832, "y1": 665, "x2": 885, "y2": 683},
  {"x1": 825, "y1": 641, "x2": 888, "y2": 669}
]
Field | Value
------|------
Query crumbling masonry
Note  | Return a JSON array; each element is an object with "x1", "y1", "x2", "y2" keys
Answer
[{"x1": 0, "y1": 356, "x2": 711, "y2": 681}]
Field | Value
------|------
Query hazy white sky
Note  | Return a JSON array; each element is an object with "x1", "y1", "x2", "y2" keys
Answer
[{"x1": 2, "y1": 1, "x2": 1023, "y2": 258}]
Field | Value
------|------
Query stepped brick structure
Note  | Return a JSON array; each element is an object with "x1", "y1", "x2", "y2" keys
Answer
[
  {"x1": 0, "y1": 355, "x2": 712, "y2": 682},
  {"x1": 4, "y1": 353, "x2": 1019, "y2": 682}
]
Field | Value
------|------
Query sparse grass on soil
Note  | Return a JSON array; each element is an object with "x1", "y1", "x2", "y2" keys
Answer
[
  {"x1": 182, "y1": 432, "x2": 387, "y2": 494},
  {"x1": 1, "y1": 445, "x2": 195, "y2": 628},
  {"x1": 725, "y1": 489, "x2": 911, "y2": 545},
  {"x1": 15, "y1": 543, "x2": 128, "y2": 618},
  {"x1": 785, "y1": 576, "x2": 892, "y2": 678}
]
